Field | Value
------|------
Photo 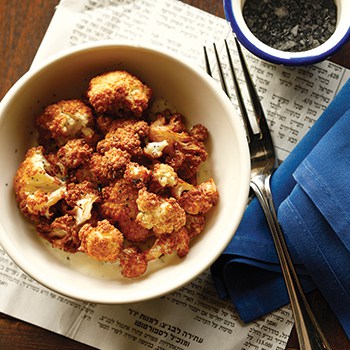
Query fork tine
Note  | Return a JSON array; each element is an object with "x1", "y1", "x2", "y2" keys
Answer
[
  {"x1": 212, "y1": 43, "x2": 230, "y2": 96},
  {"x1": 233, "y1": 37, "x2": 270, "y2": 137},
  {"x1": 224, "y1": 40, "x2": 254, "y2": 142},
  {"x1": 203, "y1": 46, "x2": 213, "y2": 77}
]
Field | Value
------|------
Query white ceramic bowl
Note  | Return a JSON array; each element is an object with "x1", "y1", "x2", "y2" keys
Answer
[
  {"x1": 224, "y1": 0, "x2": 350, "y2": 65},
  {"x1": 0, "y1": 42, "x2": 250, "y2": 303}
]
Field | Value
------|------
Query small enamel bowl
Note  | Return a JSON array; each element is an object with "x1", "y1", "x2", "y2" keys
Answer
[{"x1": 224, "y1": 0, "x2": 350, "y2": 65}]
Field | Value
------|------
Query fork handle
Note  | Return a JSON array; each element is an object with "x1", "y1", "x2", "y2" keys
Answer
[{"x1": 251, "y1": 175, "x2": 332, "y2": 350}]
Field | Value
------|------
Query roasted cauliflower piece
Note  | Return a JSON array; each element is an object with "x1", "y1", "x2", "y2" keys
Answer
[
  {"x1": 36, "y1": 99, "x2": 96, "y2": 148},
  {"x1": 151, "y1": 163, "x2": 178, "y2": 188},
  {"x1": 144, "y1": 140, "x2": 169, "y2": 159},
  {"x1": 123, "y1": 162, "x2": 151, "y2": 189},
  {"x1": 65, "y1": 181, "x2": 100, "y2": 225},
  {"x1": 100, "y1": 179, "x2": 150, "y2": 242},
  {"x1": 95, "y1": 114, "x2": 143, "y2": 137},
  {"x1": 86, "y1": 70, "x2": 152, "y2": 117},
  {"x1": 56, "y1": 139, "x2": 94, "y2": 170},
  {"x1": 145, "y1": 227, "x2": 190, "y2": 261},
  {"x1": 148, "y1": 114, "x2": 208, "y2": 179},
  {"x1": 78, "y1": 220, "x2": 124, "y2": 262},
  {"x1": 185, "y1": 214, "x2": 205, "y2": 238},
  {"x1": 36, "y1": 214, "x2": 80, "y2": 253},
  {"x1": 96, "y1": 120, "x2": 149, "y2": 157},
  {"x1": 190, "y1": 123, "x2": 209, "y2": 142},
  {"x1": 89, "y1": 148, "x2": 131, "y2": 185},
  {"x1": 108, "y1": 117, "x2": 148, "y2": 134},
  {"x1": 170, "y1": 178, "x2": 195, "y2": 199},
  {"x1": 178, "y1": 178, "x2": 219, "y2": 215},
  {"x1": 136, "y1": 188, "x2": 186, "y2": 235},
  {"x1": 118, "y1": 246, "x2": 148, "y2": 278},
  {"x1": 95, "y1": 114, "x2": 115, "y2": 136},
  {"x1": 14, "y1": 146, "x2": 66, "y2": 221}
]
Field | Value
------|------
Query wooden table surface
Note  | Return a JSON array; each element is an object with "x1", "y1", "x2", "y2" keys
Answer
[{"x1": 1, "y1": 1, "x2": 350, "y2": 349}]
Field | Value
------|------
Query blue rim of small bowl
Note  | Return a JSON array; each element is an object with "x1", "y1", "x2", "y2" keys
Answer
[{"x1": 223, "y1": 0, "x2": 350, "y2": 66}]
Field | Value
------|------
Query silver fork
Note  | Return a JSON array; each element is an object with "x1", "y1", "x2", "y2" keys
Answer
[{"x1": 204, "y1": 39, "x2": 333, "y2": 350}]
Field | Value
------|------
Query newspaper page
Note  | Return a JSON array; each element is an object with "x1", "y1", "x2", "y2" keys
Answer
[
  {"x1": 1, "y1": 248, "x2": 293, "y2": 350},
  {"x1": 1, "y1": 0, "x2": 350, "y2": 349}
]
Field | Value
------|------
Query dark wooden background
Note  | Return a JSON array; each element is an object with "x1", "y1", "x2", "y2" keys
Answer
[{"x1": 0, "y1": 1, "x2": 349, "y2": 349}]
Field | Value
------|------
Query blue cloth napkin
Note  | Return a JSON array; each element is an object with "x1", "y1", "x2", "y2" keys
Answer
[{"x1": 211, "y1": 78, "x2": 350, "y2": 339}]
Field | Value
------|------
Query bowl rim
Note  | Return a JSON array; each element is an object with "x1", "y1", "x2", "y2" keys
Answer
[
  {"x1": 223, "y1": 0, "x2": 350, "y2": 66},
  {"x1": 0, "y1": 41, "x2": 251, "y2": 303}
]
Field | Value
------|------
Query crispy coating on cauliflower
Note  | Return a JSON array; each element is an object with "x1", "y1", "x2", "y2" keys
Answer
[
  {"x1": 148, "y1": 114, "x2": 208, "y2": 179},
  {"x1": 36, "y1": 99, "x2": 96, "y2": 148},
  {"x1": 97, "y1": 120, "x2": 149, "y2": 156},
  {"x1": 86, "y1": 70, "x2": 152, "y2": 117},
  {"x1": 123, "y1": 162, "x2": 151, "y2": 189},
  {"x1": 190, "y1": 123, "x2": 209, "y2": 142},
  {"x1": 78, "y1": 220, "x2": 123, "y2": 262},
  {"x1": 36, "y1": 214, "x2": 79, "y2": 253},
  {"x1": 100, "y1": 179, "x2": 150, "y2": 242},
  {"x1": 136, "y1": 188, "x2": 186, "y2": 235},
  {"x1": 95, "y1": 115, "x2": 136, "y2": 136},
  {"x1": 56, "y1": 139, "x2": 94, "y2": 170},
  {"x1": 14, "y1": 146, "x2": 66, "y2": 221},
  {"x1": 89, "y1": 148, "x2": 131, "y2": 185},
  {"x1": 95, "y1": 115, "x2": 115, "y2": 135},
  {"x1": 152, "y1": 163, "x2": 178, "y2": 188},
  {"x1": 118, "y1": 246, "x2": 148, "y2": 278},
  {"x1": 178, "y1": 178, "x2": 219, "y2": 215},
  {"x1": 185, "y1": 214, "x2": 205, "y2": 238},
  {"x1": 96, "y1": 116, "x2": 147, "y2": 136},
  {"x1": 145, "y1": 227, "x2": 190, "y2": 261},
  {"x1": 108, "y1": 117, "x2": 148, "y2": 134},
  {"x1": 65, "y1": 181, "x2": 100, "y2": 225}
]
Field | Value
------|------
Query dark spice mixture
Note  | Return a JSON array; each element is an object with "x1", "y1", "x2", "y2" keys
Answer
[{"x1": 243, "y1": 0, "x2": 337, "y2": 52}]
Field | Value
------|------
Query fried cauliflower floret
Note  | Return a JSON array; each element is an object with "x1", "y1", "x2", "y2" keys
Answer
[
  {"x1": 170, "y1": 178, "x2": 195, "y2": 199},
  {"x1": 148, "y1": 114, "x2": 208, "y2": 179},
  {"x1": 95, "y1": 114, "x2": 115, "y2": 135},
  {"x1": 136, "y1": 188, "x2": 186, "y2": 235},
  {"x1": 96, "y1": 115, "x2": 148, "y2": 136},
  {"x1": 145, "y1": 227, "x2": 190, "y2": 261},
  {"x1": 185, "y1": 214, "x2": 205, "y2": 238},
  {"x1": 100, "y1": 179, "x2": 150, "y2": 242},
  {"x1": 149, "y1": 163, "x2": 179, "y2": 194},
  {"x1": 65, "y1": 181, "x2": 100, "y2": 225},
  {"x1": 190, "y1": 123, "x2": 209, "y2": 142},
  {"x1": 152, "y1": 163, "x2": 178, "y2": 188},
  {"x1": 36, "y1": 99, "x2": 96, "y2": 147},
  {"x1": 14, "y1": 146, "x2": 66, "y2": 221},
  {"x1": 87, "y1": 70, "x2": 152, "y2": 117},
  {"x1": 123, "y1": 162, "x2": 151, "y2": 189},
  {"x1": 144, "y1": 140, "x2": 169, "y2": 158},
  {"x1": 78, "y1": 220, "x2": 123, "y2": 262},
  {"x1": 178, "y1": 178, "x2": 219, "y2": 215},
  {"x1": 118, "y1": 246, "x2": 148, "y2": 278},
  {"x1": 36, "y1": 214, "x2": 80, "y2": 253},
  {"x1": 97, "y1": 120, "x2": 149, "y2": 156},
  {"x1": 148, "y1": 115, "x2": 184, "y2": 146},
  {"x1": 108, "y1": 117, "x2": 148, "y2": 134},
  {"x1": 56, "y1": 139, "x2": 94, "y2": 170},
  {"x1": 89, "y1": 148, "x2": 131, "y2": 185}
]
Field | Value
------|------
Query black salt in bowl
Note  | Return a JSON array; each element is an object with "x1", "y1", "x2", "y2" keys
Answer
[{"x1": 224, "y1": 0, "x2": 350, "y2": 65}]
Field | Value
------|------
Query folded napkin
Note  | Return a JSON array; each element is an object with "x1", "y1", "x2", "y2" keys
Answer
[{"x1": 211, "y1": 78, "x2": 350, "y2": 339}]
